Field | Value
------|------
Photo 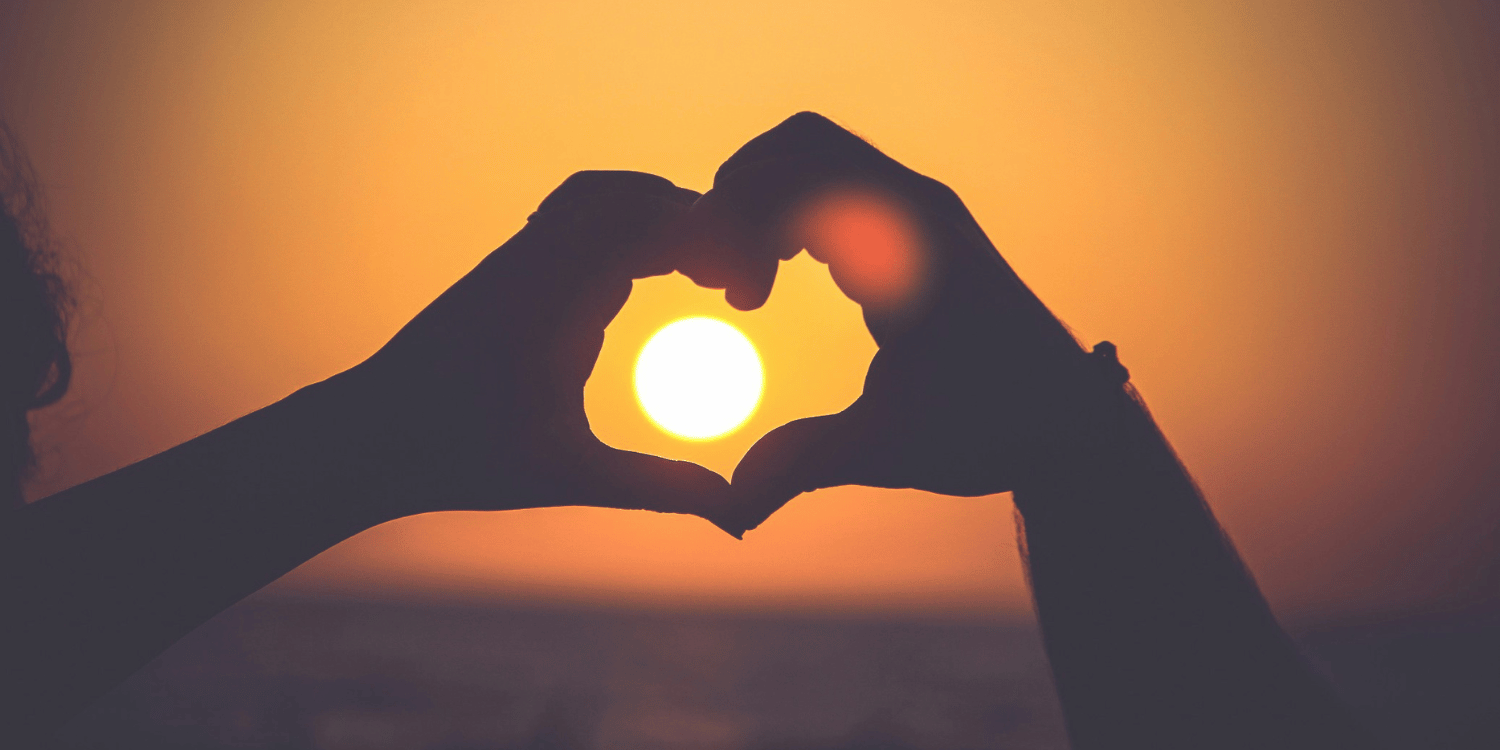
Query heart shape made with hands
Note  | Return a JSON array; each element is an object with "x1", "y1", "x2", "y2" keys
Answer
[
  {"x1": 585, "y1": 249, "x2": 880, "y2": 486},
  {"x1": 587, "y1": 112, "x2": 1103, "y2": 538}
]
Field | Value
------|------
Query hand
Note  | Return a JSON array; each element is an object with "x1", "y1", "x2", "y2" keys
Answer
[
  {"x1": 339, "y1": 171, "x2": 739, "y2": 532},
  {"x1": 690, "y1": 113, "x2": 1109, "y2": 533}
]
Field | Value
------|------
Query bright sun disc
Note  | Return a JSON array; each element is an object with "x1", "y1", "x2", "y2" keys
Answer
[{"x1": 634, "y1": 317, "x2": 764, "y2": 440}]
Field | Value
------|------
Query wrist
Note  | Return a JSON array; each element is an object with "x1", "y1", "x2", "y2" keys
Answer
[
  {"x1": 1009, "y1": 344, "x2": 1153, "y2": 517},
  {"x1": 282, "y1": 367, "x2": 425, "y2": 528}
]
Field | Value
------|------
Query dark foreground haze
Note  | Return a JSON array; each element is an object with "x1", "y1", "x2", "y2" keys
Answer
[{"x1": 51, "y1": 595, "x2": 1499, "y2": 750}]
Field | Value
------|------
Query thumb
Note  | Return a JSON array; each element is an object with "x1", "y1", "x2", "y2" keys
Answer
[
  {"x1": 730, "y1": 405, "x2": 901, "y2": 534},
  {"x1": 581, "y1": 444, "x2": 744, "y2": 538}
]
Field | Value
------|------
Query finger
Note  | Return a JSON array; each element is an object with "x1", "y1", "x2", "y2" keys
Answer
[
  {"x1": 722, "y1": 251, "x2": 782, "y2": 311},
  {"x1": 532, "y1": 170, "x2": 698, "y2": 219},
  {"x1": 683, "y1": 114, "x2": 961, "y2": 337},
  {"x1": 672, "y1": 112, "x2": 891, "y2": 309},
  {"x1": 670, "y1": 189, "x2": 792, "y2": 309},
  {"x1": 713, "y1": 112, "x2": 897, "y2": 184},
  {"x1": 525, "y1": 190, "x2": 699, "y2": 336},
  {"x1": 692, "y1": 157, "x2": 941, "y2": 345},
  {"x1": 454, "y1": 172, "x2": 697, "y2": 316},
  {"x1": 530, "y1": 177, "x2": 702, "y2": 282},
  {"x1": 579, "y1": 444, "x2": 745, "y2": 538},
  {"x1": 728, "y1": 406, "x2": 909, "y2": 533}
]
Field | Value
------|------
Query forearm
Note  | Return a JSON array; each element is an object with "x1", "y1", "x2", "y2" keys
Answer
[
  {"x1": 1, "y1": 370, "x2": 410, "y2": 741},
  {"x1": 1014, "y1": 385, "x2": 1370, "y2": 749}
]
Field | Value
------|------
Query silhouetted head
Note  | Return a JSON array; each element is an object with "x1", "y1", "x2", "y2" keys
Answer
[{"x1": 1, "y1": 123, "x2": 71, "y2": 508}]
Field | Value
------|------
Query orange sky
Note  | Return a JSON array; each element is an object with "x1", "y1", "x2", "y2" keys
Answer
[{"x1": 3, "y1": 0, "x2": 1497, "y2": 621}]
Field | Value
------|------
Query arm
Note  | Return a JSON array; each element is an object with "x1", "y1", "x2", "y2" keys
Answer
[
  {"x1": 710, "y1": 113, "x2": 1372, "y2": 748},
  {"x1": 1013, "y1": 382, "x2": 1370, "y2": 748},
  {"x1": 2, "y1": 171, "x2": 739, "y2": 744},
  {"x1": 2, "y1": 371, "x2": 403, "y2": 742}
]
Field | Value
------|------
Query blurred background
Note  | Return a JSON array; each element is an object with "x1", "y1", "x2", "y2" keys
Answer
[{"x1": 3, "y1": 0, "x2": 1496, "y2": 747}]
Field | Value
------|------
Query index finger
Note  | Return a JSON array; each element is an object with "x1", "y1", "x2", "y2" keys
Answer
[
  {"x1": 674, "y1": 113, "x2": 917, "y2": 309},
  {"x1": 526, "y1": 170, "x2": 703, "y2": 281},
  {"x1": 677, "y1": 113, "x2": 979, "y2": 343}
]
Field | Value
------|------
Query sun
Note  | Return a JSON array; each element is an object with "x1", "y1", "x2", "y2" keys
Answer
[{"x1": 634, "y1": 317, "x2": 764, "y2": 441}]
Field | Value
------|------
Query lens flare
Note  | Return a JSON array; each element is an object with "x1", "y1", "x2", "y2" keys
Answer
[
  {"x1": 634, "y1": 317, "x2": 764, "y2": 440},
  {"x1": 794, "y1": 187, "x2": 928, "y2": 314}
]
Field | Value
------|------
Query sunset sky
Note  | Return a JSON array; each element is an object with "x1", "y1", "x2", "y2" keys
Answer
[{"x1": 3, "y1": 0, "x2": 1496, "y2": 622}]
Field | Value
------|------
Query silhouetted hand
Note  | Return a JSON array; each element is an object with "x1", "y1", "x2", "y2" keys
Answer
[
  {"x1": 3, "y1": 172, "x2": 756, "y2": 744},
  {"x1": 694, "y1": 113, "x2": 1106, "y2": 533},
  {"x1": 343, "y1": 171, "x2": 738, "y2": 530}
]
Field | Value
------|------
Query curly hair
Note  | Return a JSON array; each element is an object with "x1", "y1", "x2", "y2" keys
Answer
[{"x1": 1, "y1": 122, "x2": 73, "y2": 508}]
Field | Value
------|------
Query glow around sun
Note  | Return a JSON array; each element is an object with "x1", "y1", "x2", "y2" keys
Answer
[{"x1": 634, "y1": 317, "x2": 764, "y2": 441}]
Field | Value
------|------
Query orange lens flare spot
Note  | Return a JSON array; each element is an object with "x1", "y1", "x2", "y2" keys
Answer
[{"x1": 795, "y1": 188, "x2": 928, "y2": 312}]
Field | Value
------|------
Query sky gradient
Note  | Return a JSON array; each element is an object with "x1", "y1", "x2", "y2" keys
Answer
[{"x1": 3, "y1": 0, "x2": 1497, "y2": 622}]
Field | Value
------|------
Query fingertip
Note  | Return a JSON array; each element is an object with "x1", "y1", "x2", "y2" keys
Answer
[
  {"x1": 710, "y1": 520, "x2": 747, "y2": 541},
  {"x1": 730, "y1": 414, "x2": 834, "y2": 488},
  {"x1": 724, "y1": 270, "x2": 774, "y2": 311},
  {"x1": 591, "y1": 446, "x2": 731, "y2": 510},
  {"x1": 669, "y1": 194, "x2": 740, "y2": 290},
  {"x1": 724, "y1": 286, "x2": 758, "y2": 311},
  {"x1": 737, "y1": 487, "x2": 799, "y2": 535},
  {"x1": 726, "y1": 464, "x2": 803, "y2": 539},
  {"x1": 671, "y1": 192, "x2": 785, "y2": 309},
  {"x1": 729, "y1": 411, "x2": 868, "y2": 531}
]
